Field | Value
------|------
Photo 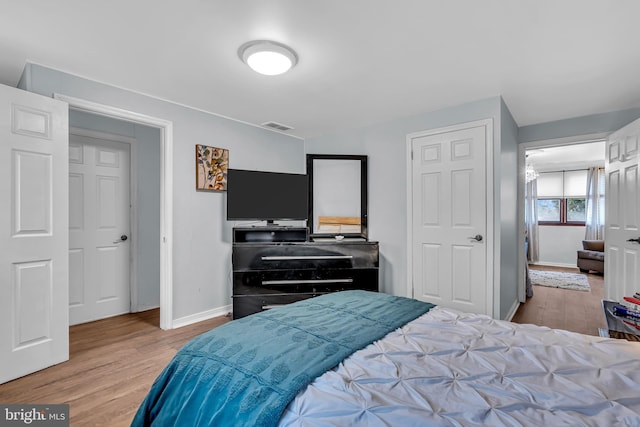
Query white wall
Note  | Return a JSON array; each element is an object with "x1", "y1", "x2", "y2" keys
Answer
[
  {"x1": 305, "y1": 96, "x2": 519, "y2": 320},
  {"x1": 538, "y1": 226, "x2": 585, "y2": 267},
  {"x1": 21, "y1": 63, "x2": 304, "y2": 322}
]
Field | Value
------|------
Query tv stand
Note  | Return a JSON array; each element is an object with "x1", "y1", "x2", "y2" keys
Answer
[
  {"x1": 231, "y1": 227, "x2": 379, "y2": 319},
  {"x1": 233, "y1": 226, "x2": 308, "y2": 243}
]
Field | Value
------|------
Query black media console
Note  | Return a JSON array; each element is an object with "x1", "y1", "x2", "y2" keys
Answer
[{"x1": 232, "y1": 227, "x2": 379, "y2": 319}]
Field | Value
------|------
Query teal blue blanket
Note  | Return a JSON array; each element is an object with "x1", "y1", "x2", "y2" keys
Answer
[{"x1": 132, "y1": 290, "x2": 434, "y2": 427}]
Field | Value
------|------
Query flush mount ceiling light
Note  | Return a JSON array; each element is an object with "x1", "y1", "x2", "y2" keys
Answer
[{"x1": 238, "y1": 40, "x2": 298, "y2": 76}]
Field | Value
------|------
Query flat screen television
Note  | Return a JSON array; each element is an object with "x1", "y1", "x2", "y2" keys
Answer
[{"x1": 226, "y1": 169, "x2": 308, "y2": 223}]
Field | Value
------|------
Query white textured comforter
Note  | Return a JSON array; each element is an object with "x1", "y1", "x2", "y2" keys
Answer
[{"x1": 279, "y1": 306, "x2": 640, "y2": 426}]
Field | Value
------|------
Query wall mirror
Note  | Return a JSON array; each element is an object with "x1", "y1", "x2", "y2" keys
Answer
[{"x1": 307, "y1": 154, "x2": 368, "y2": 240}]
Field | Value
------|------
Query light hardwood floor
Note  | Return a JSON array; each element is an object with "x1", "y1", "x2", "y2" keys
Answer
[
  {"x1": 0, "y1": 309, "x2": 230, "y2": 426},
  {"x1": 511, "y1": 265, "x2": 607, "y2": 336}
]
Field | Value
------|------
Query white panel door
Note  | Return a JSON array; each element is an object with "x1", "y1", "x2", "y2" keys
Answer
[
  {"x1": 410, "y1": 121, "x2": 491, "y2": 315},
  {"x1": 69, "y1": 133, "x2": 131, "y2": 325},
  {"x1": 0, "y1": 84, "x2": 69, "y2": 384},
  {"x1": 605, "y1": 118, "x2": 640, "y2": 302}
]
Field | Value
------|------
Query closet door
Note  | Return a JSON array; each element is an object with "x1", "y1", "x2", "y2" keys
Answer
[
  {"x1": 0, "y1": 84, "x2": 69, "y2": 384},
  {"x1": 408, "y1": 119, "x2": 493, "y2": 316},
  {"x1": 69, "y1": 134, "x2": 131, "y2": 325}
]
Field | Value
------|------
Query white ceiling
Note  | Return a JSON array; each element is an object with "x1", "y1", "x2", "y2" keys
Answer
[{"x1": 1, "y1": 1, "x2": 640, "y2": 139}]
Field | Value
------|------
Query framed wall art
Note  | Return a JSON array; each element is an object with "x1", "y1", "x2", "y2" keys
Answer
[{"x1": 196, "y1": 144, "x2": 229, "y2": 191}]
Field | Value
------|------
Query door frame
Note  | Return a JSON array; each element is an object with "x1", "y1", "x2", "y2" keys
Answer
[
  {"x1": 69, "y1": 127, "x2": 138, "y2": 318},
  {"x1": 55, "y1": 94, "x2": 174, "y2": 330},
  {"x1": 517, "y1": 132, "x2": 609, "y2": 303},
  {"x1": 405, "y1": 119, "x2": 494, "y2": 317}
]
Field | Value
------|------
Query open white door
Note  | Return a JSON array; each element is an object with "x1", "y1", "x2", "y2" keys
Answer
[
  {"x1": 0, "y1": 84, "x2": 69, "y2": 384},
  {"x1": 605, "y1": 117, "x2": 640, "y2": 302}
]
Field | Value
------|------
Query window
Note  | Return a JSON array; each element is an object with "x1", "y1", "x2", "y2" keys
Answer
[
  {"x1": 537, "y1": 199, "x2": 561, "y2": 222},
  {"x1": 536, "y1": 198, "x2": 586, "y2": 225},
  {"x1": 536, "y1": 170, "x2": 588, "y2": 226},
  {"x1": 566, "y1": 198, "x2": 586, "y2": 222}
]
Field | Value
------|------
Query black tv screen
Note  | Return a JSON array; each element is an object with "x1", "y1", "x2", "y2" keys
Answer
[{"x1": 227, "y1": 169, "x2": 308, "y2": 221}]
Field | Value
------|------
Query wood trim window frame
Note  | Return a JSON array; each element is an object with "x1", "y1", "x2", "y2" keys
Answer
[{"x1": 537, "y1": 197, "x2": 587, "y2": 226}]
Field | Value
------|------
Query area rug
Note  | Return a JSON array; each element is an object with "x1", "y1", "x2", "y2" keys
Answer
[{"x1": 529, "y1": 269, "x2": 591, "y2": 292}]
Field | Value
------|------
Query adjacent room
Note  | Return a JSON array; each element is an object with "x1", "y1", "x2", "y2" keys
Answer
[
  {"x1": 514, "y1": 141, "x2": 607, "y2": 334},
  {"x1": 1, "y1": 1, "x2": 640, "y2": 426}
]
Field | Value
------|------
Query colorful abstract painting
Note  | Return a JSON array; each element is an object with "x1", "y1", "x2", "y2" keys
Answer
[{"x1": 196, "y1": 144, "x2": 229, "y2": 191}]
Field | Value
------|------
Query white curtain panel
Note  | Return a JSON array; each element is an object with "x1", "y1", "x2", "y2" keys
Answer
[
  {"x1": 525, "y1": 178, "x2": 539, "y2": 263},
  {"x1": 585, "y1": 167, "x2": 605, "y2": 240}
]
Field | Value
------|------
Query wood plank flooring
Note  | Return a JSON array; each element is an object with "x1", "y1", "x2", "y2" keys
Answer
[
  {"x1": 511, "y1": 265, "x2": 606, "y2": 336},
  {"x1": 0, "y1": 309, "x2": 230, "y2": 426}
]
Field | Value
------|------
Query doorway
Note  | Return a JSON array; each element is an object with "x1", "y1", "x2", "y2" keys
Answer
[
  {"x1": 518, "y1": 139, "x2": 606, "y2": 302},
  {"x1": 56, "y1": 94, "x2": 175, "y2": 330},
  {"x1": 516, "y1": 137, "x2": 606, "y2": 334},
  {"x1": 525, "y1": 141, "x2": 605, "y2": 268}
]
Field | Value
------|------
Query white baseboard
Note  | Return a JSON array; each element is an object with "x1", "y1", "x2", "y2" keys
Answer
[
  {"x1": 532, "y1": 262, "x2": 577, "y2": 269},
  {"x1": 172, "y1": 304, "x2": 232, "y2": 329},
  {"x1": 505, "y1": 299, "x2": 520, "y2": 322}
]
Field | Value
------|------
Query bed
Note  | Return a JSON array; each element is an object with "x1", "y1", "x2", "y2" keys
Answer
[{"x1": 132, "y1": 291, "x2": 640, "y2": 426}]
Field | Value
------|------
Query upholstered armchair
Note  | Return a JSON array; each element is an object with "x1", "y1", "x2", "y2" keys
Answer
[{"x1": 577, "y1": 240, "x2": 604, "y2": 274}]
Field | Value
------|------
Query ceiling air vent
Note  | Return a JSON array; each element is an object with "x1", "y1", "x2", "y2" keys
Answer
[{"x1": 261, "y1": 121, "x2": 294, "y2": 132}]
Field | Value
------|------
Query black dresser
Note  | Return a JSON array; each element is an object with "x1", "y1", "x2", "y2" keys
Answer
[{"x1": 232, "y1": 227, "x2": 379, "y2": 319}]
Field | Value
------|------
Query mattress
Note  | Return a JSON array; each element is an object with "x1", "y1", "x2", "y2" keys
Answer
[{"x1": 280, "y1": 306, "x2": 640, "y2": 426}]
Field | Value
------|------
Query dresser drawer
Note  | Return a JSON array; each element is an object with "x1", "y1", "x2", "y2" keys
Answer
[
  {"x1": 233, "y1": 268, "x2": 378, "y2": 295},
  {"x1": 232, "y1": 242, "x2": 379, "y2": 271},
  {"x1": 231, "y1": 238, "x2": 380, "y2": 319}
]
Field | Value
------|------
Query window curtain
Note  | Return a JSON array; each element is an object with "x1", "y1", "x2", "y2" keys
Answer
[
  {"x1": 525, "y1": 177, "x2": 539, "y2": 263},
  {"x1": 585, "y1": 167, "x2": 605, "y2": 240}
]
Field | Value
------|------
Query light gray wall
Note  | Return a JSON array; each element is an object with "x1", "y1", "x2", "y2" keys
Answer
[
  {"x1": 538, "y1": 226, "x2": 586, "y2": 266},
  {"x1": 499, "y1": 98, "x2": 519, "y2": 319},
  {"x1": 133, "y1": 124, "x2": 162, "y2": 309},
  {"x1": 21, "y1": 63, "x2": 304, "y2": 321},
  {"x1": 305, "y1": 96, "x2": 516, "y2": 319},
  {"x1": 519, "y1": 108, "x2": 640, "y2": 143},
  {"x1": 69, "y1": 110, "x2": 161, "y2": 311}
]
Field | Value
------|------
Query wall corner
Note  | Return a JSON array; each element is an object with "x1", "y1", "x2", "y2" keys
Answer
[{"x1": 17, "y1": 63, "x2": 32, "y2": 90}]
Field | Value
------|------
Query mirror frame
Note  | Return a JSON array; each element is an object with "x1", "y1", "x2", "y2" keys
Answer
[{"x1": 306, "y1": 154, "x2": 368, "y2": 240}]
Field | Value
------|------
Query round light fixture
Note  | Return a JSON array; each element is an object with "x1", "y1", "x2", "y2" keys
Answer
[{"x1": 238, "y1": 40, "x2": 298, "y2": 76}]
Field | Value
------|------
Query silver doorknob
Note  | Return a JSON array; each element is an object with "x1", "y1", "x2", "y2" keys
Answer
[
  {"x1": 113, "y1": 234, "x2": 128, "y2": 244},
  {"x1": 469, "y1": 234, "x2": 483, "y2": 242},
  {"x1": 627, "y1": 237, "x2": 640, "y2": 244}
]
